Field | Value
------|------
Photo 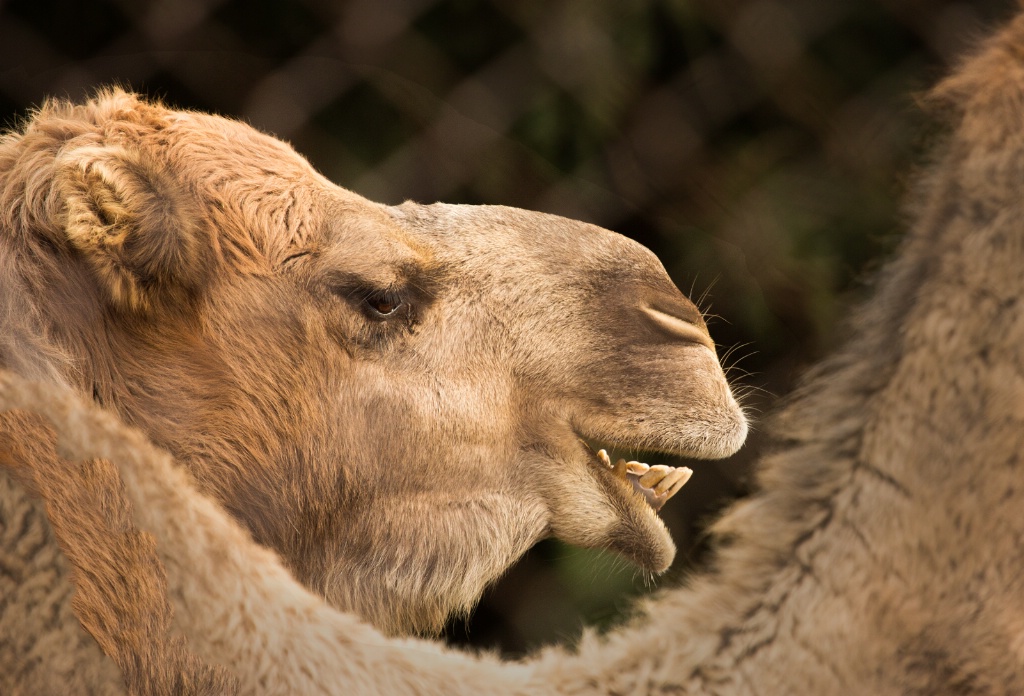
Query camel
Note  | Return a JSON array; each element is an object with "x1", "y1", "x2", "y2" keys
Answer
[
  {"x1": 0, "y1": 86, "x2": 745, "y2": 692},
  {"x1": 6, "y1": 6, "x2": 1024, "y2": 693}
]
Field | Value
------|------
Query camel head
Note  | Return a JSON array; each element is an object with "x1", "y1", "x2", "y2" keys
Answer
[{"x1": 2, "y1": 89, "x2": 747, "y2": 633}]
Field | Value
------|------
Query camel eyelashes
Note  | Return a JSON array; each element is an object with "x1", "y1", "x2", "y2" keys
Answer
[
  {"x1": 323, "y1": 280, "x2": 410, "y2": 321},
  {"x1": 360, "y1": 289, "x2": 406, "y2": 319}
]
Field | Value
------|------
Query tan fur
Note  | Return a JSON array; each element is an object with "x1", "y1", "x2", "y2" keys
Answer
[
  {"x1": 0, "y1": 411, "x2": 237, "y2": 695},
  {"x1": 0, "y1": 88, "x2": 746, "y2": 691},
  {"x1": 6, "y1": 7, "x2": 1024, "y2": 694}
]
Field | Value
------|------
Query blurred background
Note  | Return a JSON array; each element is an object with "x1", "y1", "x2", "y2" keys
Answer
[{"x1": 0, "y1": 0, "x2": 1012, "y2": 655}]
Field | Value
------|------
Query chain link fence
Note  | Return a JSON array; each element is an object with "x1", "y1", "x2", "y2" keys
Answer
[{"x1": 0, "y1": 0, "x2": 1012, "y2": 654}]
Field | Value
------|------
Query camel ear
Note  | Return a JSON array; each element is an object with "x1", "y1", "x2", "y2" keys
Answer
[{"x1": 55, "y1": 144, "x2": 211, "y2": 312}]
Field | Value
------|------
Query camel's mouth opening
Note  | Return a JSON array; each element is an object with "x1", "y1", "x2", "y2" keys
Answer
[{"x1": 580, "y1": 439, "x2": 693, "y2": 512}]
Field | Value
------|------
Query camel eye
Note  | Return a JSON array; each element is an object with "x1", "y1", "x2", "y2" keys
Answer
[{"x1": 363, "y1": 290, "x2": 404, "y2": 318}]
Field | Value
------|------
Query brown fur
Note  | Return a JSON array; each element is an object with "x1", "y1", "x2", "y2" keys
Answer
[
  {"x1": 0, "y1": 89, "x2": 745, "y2": 691},
  {"x1": 5, "y1": 6, "x2": 1024, "y2": 694}
]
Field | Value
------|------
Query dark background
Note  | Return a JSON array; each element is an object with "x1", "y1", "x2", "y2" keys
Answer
[{"x1": 0, "y1": 0, "x2": 1011, "y2": 655}]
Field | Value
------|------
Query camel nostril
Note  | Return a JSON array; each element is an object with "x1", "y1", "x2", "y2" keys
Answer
[{"x1": 641, "y1": 305, "x2": 715, "y2": 351}]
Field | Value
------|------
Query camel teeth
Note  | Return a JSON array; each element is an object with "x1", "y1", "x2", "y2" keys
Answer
[{"x1": 625, "y1": 461, "x2": 650, "y2": 475}]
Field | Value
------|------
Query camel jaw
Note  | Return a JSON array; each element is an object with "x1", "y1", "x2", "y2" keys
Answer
[{"x1": 520, "y1": 438, "x2": 679, "y2": 573}]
